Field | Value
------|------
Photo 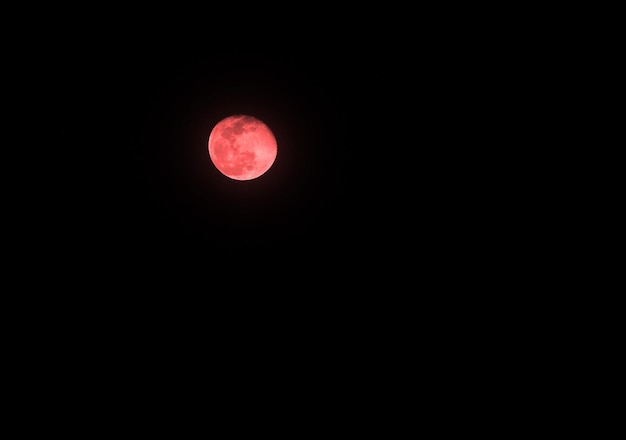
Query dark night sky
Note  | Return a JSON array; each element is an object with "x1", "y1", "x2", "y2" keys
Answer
[
  {"x1": 26, "y1": 6, "x2": 525, "y2": 313},
  {"x1": 7, "y1": 9, "x2": 547, "y2": 421},
  {"x1": 45, "y1": 27, "x2": 403, "y2": 272}
]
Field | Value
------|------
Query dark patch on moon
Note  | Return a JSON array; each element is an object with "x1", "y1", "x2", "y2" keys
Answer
[
  {"x1": 221, "y1": 127, "x2": 234, "y2": 139},
  {"x1": 232, "y1": 121, "x2": 245, "y2": 135}
]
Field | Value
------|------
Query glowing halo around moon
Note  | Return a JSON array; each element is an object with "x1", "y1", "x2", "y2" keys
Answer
[{"x1": 208, "y1": 114, "x2": 278, "y2": 181}]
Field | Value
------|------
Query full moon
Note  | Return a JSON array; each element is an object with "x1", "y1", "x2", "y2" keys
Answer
[{"x1": 208, "y1": 114, "x2": 278, "y2": 181}]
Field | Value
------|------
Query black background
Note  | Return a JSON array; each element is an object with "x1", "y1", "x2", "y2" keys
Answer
[
  {"x1": 22, "y1": 6, "x2": 530, "y2": 301},
  {"x1": 6, "y1": 5, "x2": 548, "y2": 425},
  {"x1": 3, "y1": 6, "x2": 586, "y2": 431},
  {"x1": 36, "y1": 11, "x2": 473, "y2": 287}
]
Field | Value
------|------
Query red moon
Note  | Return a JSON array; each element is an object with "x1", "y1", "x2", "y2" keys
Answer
[{"x1": 208, "y1": 115, "x2": 278, "y2": 181}]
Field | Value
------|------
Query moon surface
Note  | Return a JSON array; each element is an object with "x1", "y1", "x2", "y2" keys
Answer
[{"x1": 208, "y1": 115, "x2": 278, "y2": 181}]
